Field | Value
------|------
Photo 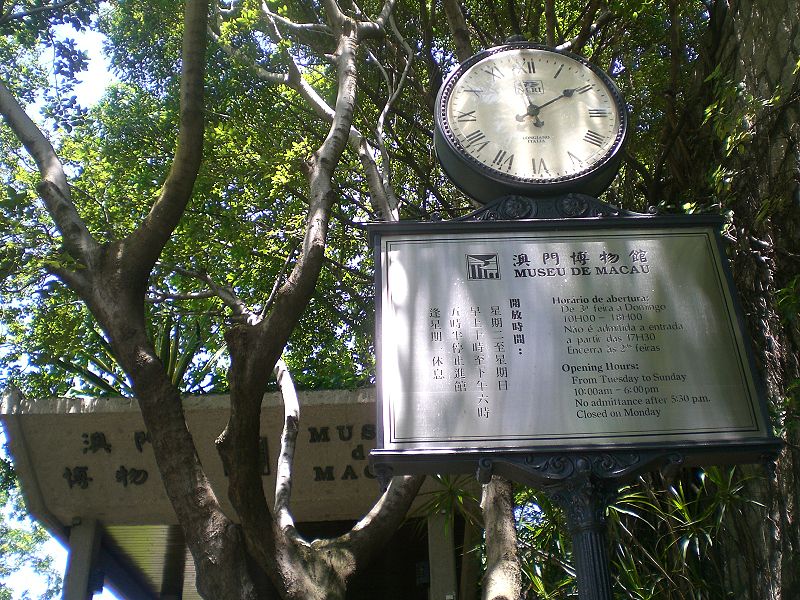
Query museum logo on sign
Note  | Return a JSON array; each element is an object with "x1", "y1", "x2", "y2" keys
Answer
[{"x1": 466, "y1": 254, "x2": 501, "y2": 280}]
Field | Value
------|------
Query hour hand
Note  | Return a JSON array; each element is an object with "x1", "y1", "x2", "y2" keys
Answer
[{"x1": 536, "y1": 92, "x2": 566, "y2": 111}]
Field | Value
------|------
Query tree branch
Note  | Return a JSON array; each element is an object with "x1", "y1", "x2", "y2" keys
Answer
[
  {"x1": 208, "y1": 26, "x2": 288, "y2": 85},
  {"x1": 260, "y1": 16, "x2": 358, "y2": 317},
  {"x1": 0, "y1": 79, "x2": 97, "y2": 263},
  {"x1": 505, "y1": 0, "x2": 521, "y2": 36},
  {"x1": 220, "y1": 14, "x2": 366, "y2": 589},
  {"x1": 272, "y1": 359, "x2": 306, "y2": 544},
  {"x1": 622, "y1": 149, "x2": 654, "y2": 193},
  {"x1": 146, "y1": 289, "x2": 218, "y2": 303},
  {"x1": 460, "y1": 3, "x2": 492, "y2": 50},
  {"x1": 545, "y1": 0, "x2": 556, "y2": 46},
  {"x1": 261, "y1": 241, "x2": 300, "y2": 314},
  {"x1": 373, "y1": 0, "x2": 396, "y2": 30},
  {"x1": 555, "y1": 9, "x2": 612, "y2": 53},
  {"x1": 442, "y1": 0, "x2": 473, "y2": 62},
  {"x1": 125, "y1": 0, "x2": 208, "y2": 276},
  {"x1": 373, "y1": 13, "x2": 414, "y2": 220},
  {"x1": 171, "y1": 265, "x2": 261, "y2": 324},
  {"x1": 322, "y1": 0, "x2": 346, "y2": 30},
  {"x1": 0, "y1": 0, "x2": 84, "y2": 25},
  {"x1": 256, "y1": 4, "x2": 365, "y2": 146},
  {"x1": 481, "y1": 475, "x2": 522, "y2": 600},
  {"x1": 335, "y1": 474, "x2": 424, "y2": 566},
  {"x1": 360, "y1": 32, "x2": 410, "y2": 221},
  {"x1": 216, "y1": 1, "x2": 399, "y2": 223},
  {"x1": 259, "y1": 1, "x2": 331, "y2": 35},
  {"x1": 353, "y1": 0, "x2": 396, "y2": 39}
]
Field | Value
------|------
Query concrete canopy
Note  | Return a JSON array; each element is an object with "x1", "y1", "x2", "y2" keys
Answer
[{"x1": 1, "y1": 386, "x2": 398, "y2": 598}]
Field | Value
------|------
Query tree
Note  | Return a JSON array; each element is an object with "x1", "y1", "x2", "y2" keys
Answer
[
  {"x1": 2, "y1": 0, "x2": 424, "y2": 597},
  {"x1": 697, "y1": 2, "x2": 800, "y2": 597},
  {"x1": 1, "y1": 1, "x2": 798, "y2": 599}
]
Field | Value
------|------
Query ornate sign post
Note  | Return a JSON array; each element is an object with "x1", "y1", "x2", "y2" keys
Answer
[
  {"x1": 369, "y1": 197, "x2": 779, "y2": 599},
  {"x1": 370, "y1": 41, "x2": 781, "y2": 600}
]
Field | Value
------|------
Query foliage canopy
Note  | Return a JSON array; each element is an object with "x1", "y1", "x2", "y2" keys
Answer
[{"x1": 0, "y1": 0, "x2": 798, "y2": 598}]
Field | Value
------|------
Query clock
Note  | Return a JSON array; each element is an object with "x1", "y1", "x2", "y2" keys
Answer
[{"x1": 434, "y1": 42, "x2": 627, "y2": 204}]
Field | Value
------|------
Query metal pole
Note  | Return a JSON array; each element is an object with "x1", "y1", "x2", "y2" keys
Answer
[{"x1": 548, "y1": 471, "x2": 616, "y2": 600}]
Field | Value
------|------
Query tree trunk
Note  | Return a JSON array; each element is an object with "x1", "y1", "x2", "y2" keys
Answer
[
  {"x1": 481, "y1": 475, "x2": 521, "y2": 600},
  {"x1": 698, "y1": 2, "x2": 800, "y2": 598}
]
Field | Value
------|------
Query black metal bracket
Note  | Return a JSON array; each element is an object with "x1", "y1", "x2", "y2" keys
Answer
[
  {"x1": 455, "y1": 193, "x2": 649, "y2": 222},
  {"x1": 473, "y1": 449, "x2": 683, "y2": 487},
  {"x1": 373, "y1": 463, "x2": 394, "y2": 493}
]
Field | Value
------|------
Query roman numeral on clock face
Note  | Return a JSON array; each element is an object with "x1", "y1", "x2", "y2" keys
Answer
[
  {"x1": 455, "y1": 110, "x2": 477, "y2": 122},
  {"x1": 567, "y1": 151, "x2": 583, "y2": 166},
  {"x1": 584, "y1": 130, "x2": 606, "y2": 147},
  {"x1": 513, "y1": 59, "x2": 536, "y2": 74},
  {"x1": 491, "y1": 149, "x2": 514, "y2": 170},
  {"x1": 531, "y1": 158, "x2": 549, "y2": 175},
  {"x1": 482, "y1": 65, "x2": 504, "y2": 80},
  {"x1": 588, "y1": 107, "x2": 610, "y2": 118},
  {"x1": 462, "y1": 129, "x2": 489, "y2": 151}
]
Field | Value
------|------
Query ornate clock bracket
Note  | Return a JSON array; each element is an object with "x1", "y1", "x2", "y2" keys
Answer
[{"x1": 453, "y1": 192, "x2": 651, "y2": 222}]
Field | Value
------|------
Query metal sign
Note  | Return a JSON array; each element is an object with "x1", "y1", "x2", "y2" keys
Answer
[
  {"x1": 370, "y1": 216, "x2": 776, "y2": 461},
  {"x1": 369, "y1": 211, "x2": 780, "y2": 600}
]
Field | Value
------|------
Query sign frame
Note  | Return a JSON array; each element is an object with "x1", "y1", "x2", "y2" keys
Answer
[
  {"x1": 368, "y1": 213, "x2": 780, "y2": 484},
  {"x1": 368, "y1": 197, "x2": 781, "y2": 600}
]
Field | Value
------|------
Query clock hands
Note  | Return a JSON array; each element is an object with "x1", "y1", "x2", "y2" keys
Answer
[
  {"x1": 537, "y1": 87, "x2": 575, "y2": 109},
  {"x1": 515, "y1": 84, "x2": 592, "y2": 125},
  {"x1": 515, "y1": 100, "x2": 544, "y2": 126}
]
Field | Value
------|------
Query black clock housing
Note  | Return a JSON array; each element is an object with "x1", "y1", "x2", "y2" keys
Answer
[{"x1": 434, "y1": 42, "x2": 628, "y2": 204}]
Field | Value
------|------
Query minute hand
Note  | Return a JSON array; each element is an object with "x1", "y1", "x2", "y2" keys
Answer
[{"x1": 537, "y1": 85, "x2": 592, "y2": 111}]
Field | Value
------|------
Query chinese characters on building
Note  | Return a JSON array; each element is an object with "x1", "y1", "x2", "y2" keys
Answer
[
  {"x1": 64, "y1": 430, "x2": 153, "y2": 490},
  {"x1": 65, "y1": 430, "x2": 272, "y2": 490}
]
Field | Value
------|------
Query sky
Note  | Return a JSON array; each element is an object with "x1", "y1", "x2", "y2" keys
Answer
[
  {"x1": 67, "y1": 28, "x2": 115, "y2": 107},
  {"x1": 3, "y1": 23, "x2": 122, "y2": 600}
]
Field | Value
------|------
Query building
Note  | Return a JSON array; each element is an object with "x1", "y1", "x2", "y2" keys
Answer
[{"x1": 1, "y1": 387, "x2": 462, "y2": 599}]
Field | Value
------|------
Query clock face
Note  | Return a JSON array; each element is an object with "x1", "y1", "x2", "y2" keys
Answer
[{"x1": 436, "y1": 44, "x2": 626, "y2": 199}]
